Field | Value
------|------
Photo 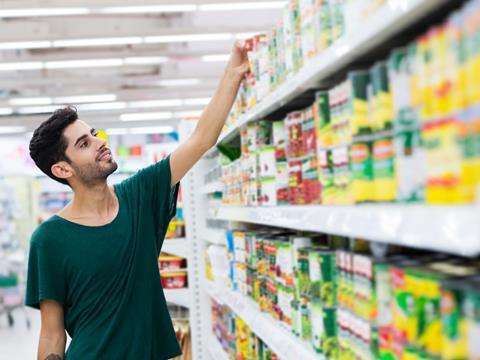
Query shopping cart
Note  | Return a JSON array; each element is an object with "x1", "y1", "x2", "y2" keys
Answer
[{"x1": 0, "y1": 273, "x2": 30, "y2": 328}]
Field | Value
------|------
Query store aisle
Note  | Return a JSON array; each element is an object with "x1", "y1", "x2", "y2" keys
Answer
[{"x1": 0, "y1": 307, "x2": 39, "y2": 359}]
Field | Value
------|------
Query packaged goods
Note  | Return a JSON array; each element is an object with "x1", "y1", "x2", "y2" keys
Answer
[
  {"x1": 351, "y1": 139, "x2": 374, "y2": 202},
  {"x1": 348, "y1": 71, "x2": 371, "y2": 136},
  {"x1": 308, "y1": 249, "x2": 336, "y2": 307},
  {"x1": 370, "y1": 61, "x2": 394, "y2": 133},
  {"x1": 276, "y1": 161, "x2": 290, "y2": 205},
  {"x1": 313, "y1": 91, "x2": 332, "y2": 148},
  {"x1": 288, "y1": 159, "x2": 305, "y2": 204},
  {"x1": 372, "y1": 135, "x2": 396, "y2": 202},
  {"x1": 332, "y1": 145, "x2": 353, "y2": 204},
  {"x1": 311, "y1": 301, "x2": 338, "y2": 357},
  {"x1": 302, "y1": 155, "x2": 321, "y2": 204},
  {"x1": 158, "y1": 254, "x2": 185, "y2": 271},
  {"x1": 160, "y1": 272, "x2": 187, "y2": 289},
  {"x1": 286, "y1": 111, "x2": 304, "y2": 159},
  {"x1": 303, "y1": 105, "x2": 318, "y2": 156},
  {"x1": 273, "y1": 121, "x2": 288, "y2": 161},
  {"x1": 318, "y1": 149, "x2": 336, "y2": 204},
  {"x1": 259, "y1": 146, "x2": 277, "y2": 179}
]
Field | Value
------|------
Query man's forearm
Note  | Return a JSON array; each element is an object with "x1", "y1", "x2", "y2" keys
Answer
[
  {"x1": 192, "y1": 68, "x2": 243, "y2": 149},
  {"x1": 38, "y1": 334, "x2": 66, "y2": 360}
]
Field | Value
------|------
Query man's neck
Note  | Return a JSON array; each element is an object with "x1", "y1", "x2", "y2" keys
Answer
[{"x1": 61, "y1": 181, "x2": 118, "y2": 222}]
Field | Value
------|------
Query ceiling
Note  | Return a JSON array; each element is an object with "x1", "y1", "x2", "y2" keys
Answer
[{"x1": 0, "y1": 0, "x2": 285, "y2": 134}]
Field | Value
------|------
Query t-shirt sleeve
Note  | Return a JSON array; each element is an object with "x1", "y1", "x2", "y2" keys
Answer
[
  {"x1": 25, "y1": 239, "x2": 66, "y2": 309},
  {"x1": 121, "y1": 154, "x2": 179, "y2": 229}
]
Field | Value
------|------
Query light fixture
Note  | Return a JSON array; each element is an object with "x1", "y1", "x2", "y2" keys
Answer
[
  {"x1": 124, "y1": 57, "x2": 168, "y2": 65},
  {"x1": 0, "y1": 8, "x2": 90, "y2": 18},
  {"x1": 156, "y1": 78, "x2": 201, "y2": 87},
  {"x1": 76, "y1": 102, "x2": 127, "y2": 111},
  {"x1": 0, "y1": 62, "x2": 43, "y2": 71},
  {"x1": 128, "y1": 99, "x2": 183, "y2": 108},
  {"x1": 106, "y1": 128, "x2": 129, "y2": 136},
  {"x1": 99, "y1": 5, "x2": 197, "y2": 14},
  {"x1": 9, "y1": 97, "x2": 52, "y2": 106},
  {"x1": 17, "y1": 105, "x2": 59, "y2": 114},
  {"x1": 198, "y1": 2, "x2": 286, "y2": 11},
  {"x1": 0, "y1": 126, "x2": 27, "y2": 134},
  {"x1": 144, "y1": 33, "x2": 233, "y2": 44},
  {"x1": 130, "y1": 126, "x2": 175, "y2": 135},
  {"x1": 202, "y1": 54, "x2": 230, "y2": 62},
  {"x1": 120, "y1": 112, "x2": 173, "y2": 122},
  {"x1": 175, "y1": 110, "x2": 203, "y2": 118},
  {"x1": 184, "y1": 98, "x2": 211, "y2": 106},
  {"x1": 0, "y1": 108, "x2": 13, "y2": 115},
  {"x1": 0, "y1": 41, "x2": 52, "y2": 50},
  {"x1": 54, "y1": 94, "x2": 117, "y2": 104},
  {"x1": 53, "y1": 37, "x2": 143, "y2": 48},
  {"x1": 45, "y1": 58, "x2": 124, "y2": 69}
]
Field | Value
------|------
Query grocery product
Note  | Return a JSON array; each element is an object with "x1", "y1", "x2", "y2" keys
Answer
[{"x1": 160, "y1": 272, "x2": 187, "y2": 289}]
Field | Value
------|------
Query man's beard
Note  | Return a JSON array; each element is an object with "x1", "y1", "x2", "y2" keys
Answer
[{"x1": 71, "y1": 159, "x2": 118, "y2": 186}]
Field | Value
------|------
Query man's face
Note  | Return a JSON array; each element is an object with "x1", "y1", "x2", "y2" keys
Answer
[{"x1": 63, "y1": 119, "x2": 118, "y2": 186}]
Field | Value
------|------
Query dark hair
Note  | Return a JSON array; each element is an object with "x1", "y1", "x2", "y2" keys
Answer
[{"x1": 29, "y1": 106, "x2": 79, "y2": 186}]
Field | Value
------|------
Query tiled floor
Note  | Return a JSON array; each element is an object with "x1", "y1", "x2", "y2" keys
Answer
[{"x1": 0, "y1": 306, "x2": 40, "y2": 359}]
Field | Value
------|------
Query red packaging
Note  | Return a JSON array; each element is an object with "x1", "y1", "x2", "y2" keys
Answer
[
  {"x1": 288, "y1": 159, "x2": 305, "y2": 204},
  {"x1": 158, "y1": 254, "x2": 185, "y2": 271},
  {"x1": 286, "y1": 111, "x2": 304, "y2": 159},
  {"x1": 160, "y1": 272, "x2": 188, "y2": 289}
]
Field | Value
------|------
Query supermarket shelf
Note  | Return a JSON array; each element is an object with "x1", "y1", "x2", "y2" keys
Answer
[
  {"x1": 204, "y1": 228, "x2": 226, "y2": 246},
  {"x1": 207, "y1": 335, "x2": 229, "y2": 360},
  {"x1": 205, "y1": 281, "x2": 324, "y2": 360},
  {"x1": 164, "y1": 288, "x2": 190, "y2": 308},
  {"x1": 162, "y1": 238, "x2": 188, "y2": 258},
  {"x1": 201, "y1": 181, "x2": 223, "y2": 195},
  {"x1": 161, "y1": 268, "x2": 188, "y2": 273},
  {"x1": 209, "y1": 0, "x2": 449, "y2": 151},
  {"x1": 212, "y1": 205, "x2": 480, "y2": 257}
]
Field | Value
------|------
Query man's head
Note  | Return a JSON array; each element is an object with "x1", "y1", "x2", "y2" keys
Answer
[{"x1": 29, "y1": 106, "x2": 118, "y2": 188}]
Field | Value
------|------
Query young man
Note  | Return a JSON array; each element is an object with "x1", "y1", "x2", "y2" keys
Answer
[{"x1": 26, "y1": 41, "x2": 248, "y2": 360}]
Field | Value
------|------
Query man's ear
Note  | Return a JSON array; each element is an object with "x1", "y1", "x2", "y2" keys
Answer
[{"x1": 51, "y1": 161, "x2": 73, "y2": 181}]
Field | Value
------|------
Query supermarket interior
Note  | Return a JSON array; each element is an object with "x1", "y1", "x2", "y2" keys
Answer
[{"x1": 1, "y1": 0, "x2": 480, "y2": 359}]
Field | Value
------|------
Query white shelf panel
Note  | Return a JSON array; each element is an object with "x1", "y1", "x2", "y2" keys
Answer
[
  {"x1": 162, "y1": 238, "x2": 188, "y2": 258},
  {"x1": 213, "y1": 205, "x2": 480, "y2": 257},
  {"x1": 205, "y1": 281, "x2": 323, "y2": 360},
  {"x1": 207, "y1": 335, "x2": 229, "y2": 360},
  {"x1": 164, "y1": 288, "x2": 190, "y2": 308},
  {"x1": 204, "y1": 228, "x2": 226, "y2": 246},
  {"x1": 208, "y1": 0, "x2": 449, "y2": 151},
  {"x1": 201, "y1": 181, "x2": 223, "y2": 195}
]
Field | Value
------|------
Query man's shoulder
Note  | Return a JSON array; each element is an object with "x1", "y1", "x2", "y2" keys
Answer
[{"x1": 30, "y1": 216, "x2": 64, "y2": 248}]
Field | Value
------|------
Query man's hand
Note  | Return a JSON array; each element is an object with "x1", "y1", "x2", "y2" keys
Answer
[{"x1": 226, "y1": 40, "x2": 249, "y2": 81}]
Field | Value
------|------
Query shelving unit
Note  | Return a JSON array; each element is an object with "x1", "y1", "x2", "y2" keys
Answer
[
  {"x1": 177, "y1": 1, "x2": 479, "y2": 359},
  {"x1": 164, "y1": 288, "x2": 190, "y2": 309},
  {"x1": 162, "y1": 238, "x2": 188, "y2": 258},
  {"x1": 207, "y1": 335, "x2": 229, "y2": 360},
  {"x1": 205, "y1": 281, "x2": 324, "y2": 360},
  {"x1": 211, "y1": 205, "x2": 480, "y2": 256}
]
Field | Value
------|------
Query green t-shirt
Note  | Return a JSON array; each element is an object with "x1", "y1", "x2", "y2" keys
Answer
[{"x1": 25, "y1": 156, "x2": 182, "y2": 359}]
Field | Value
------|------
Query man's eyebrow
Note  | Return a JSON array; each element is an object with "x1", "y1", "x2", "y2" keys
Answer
[{"x1": 74, "y1": 134, "x2": 89, "y2": 147}]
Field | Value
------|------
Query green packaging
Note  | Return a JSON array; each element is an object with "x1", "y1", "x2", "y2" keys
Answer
[
  {"x1": 348, "y1": 71, "x2": 371, "y2": 136},
  {"x1": 296, "y1": 247, "x2": 311, "y2": 300},
  {"x1": 351, "y1": 138, "x2": 374, "y2": 203},
  {"x1": 308, "y1": 249, "x2": 336, "y2": 307},
  {"x1": 310, "y1": 301, "x2": 338, "y2": 357}
]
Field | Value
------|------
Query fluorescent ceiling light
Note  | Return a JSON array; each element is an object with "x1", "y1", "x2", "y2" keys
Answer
[
  {"x1": 128, "y1": 99, "x2": 183, "y2": 108},
  {"x1": 235, "y1": 32, "x2": 260, "y2": 40},
  {"x1": 9, "y1": 97, "x2": 52, "y2": 106},
  {"x1": 130, "y1": 126, "x2": 175, "y2": 135},
  {"x1": 120, "y1": 112, "x2": 173, "y2": 122},
  {"x1": 53, "y1": 37, "x2": 143, "y2": 48},
  {"x1": 76, "y1": 102, "x2": 126, "y2": 111},
  {"x1": 0, "y1": 108, "x2": 13, "y2": 115},
  {"x1": 106, "y1": 128, "x2": 129, "y2": 136},
  {"x1": 0, "y1": 126, "x2": 27, "y2": 134},
  {"x1": 54, "y1": 94, "x2": 117, "y2": 104},
  {"x1": 0, "y1": 8, "x2": 90, "y2": 18},
  {"x1": 202, "y1": 54, "x2": 230, "y2": 62},
  {"x1": 17, "y1": 105, "x2": 58, "y2": 114},
  {"x1": 100, "y1": 5, "x2": 197, "y2": 14},
  {"x1": 199, "y1": 2, "x2": 286, "y2": 11},
  {"x1": 0, "y1": 41, "x2": 52, "y2": 50},
  {"x1": 124, "y1": 56, "x2": 168, "y2": 65},
  {"x1": 157, "y1": 78, "x2": 201, "y2": 87},
  {"x1": 184, "y1": 97, "x2": 211, "y2": 106},
  {"x1": 45, "y1": 58, "x2": 123, "y2": 69},
  {"x1": 145, "y1": 33, "x2": 232, "y2": 44},
  {"x1": 175, "y1": 110, "x2": 203, "y2": 118},
  {"x1": 0, "y1": 62, "x2": 43, "y2": 71}
]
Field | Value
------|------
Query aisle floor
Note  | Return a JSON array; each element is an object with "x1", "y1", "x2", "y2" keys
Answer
[{"x1": 0, "y1": 306, "x2": 39, "y2": 359}]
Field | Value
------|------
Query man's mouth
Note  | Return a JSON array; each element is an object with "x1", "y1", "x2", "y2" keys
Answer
[{"x1": 97, "y1": 149, "x2": 112, "y2": 162}]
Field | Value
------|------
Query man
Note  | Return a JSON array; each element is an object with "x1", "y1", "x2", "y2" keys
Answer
[{"x1": 26, "y1": 41, "x2": 248, "y2": 360}]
